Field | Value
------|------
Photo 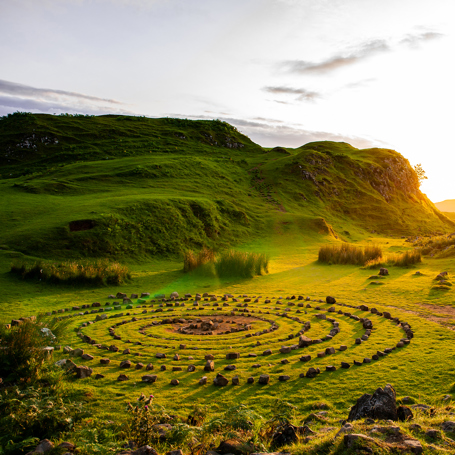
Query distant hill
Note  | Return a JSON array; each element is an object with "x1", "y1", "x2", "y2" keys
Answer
[
  {"x1": 0, "y1": 113, "x2": 453, "y2": 260},
  {"x1": 435, "y1": 200, "x2": 455, "y2": 212}
]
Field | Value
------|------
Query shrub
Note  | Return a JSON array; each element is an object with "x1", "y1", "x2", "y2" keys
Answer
[
  {"x1": 0, "y1": 385, "x2": 88, "y2": 455},
  {"x1": 318, "y1": 243, "x2": 382, "y2": 266},
  {"x1": 390, "y1": 249, "x2": 422, "y2": 266},
  {"x1": 127, "y1": 395, "x2": 172, "y2": 447},
  {"x1": 183, "y1": 248, "x2": 215, "y2": 273},
  {"x1": 215, "y1": 251, "x2": 269, "y2": 278},
  {"x1": 183, "y1": 249, "x2": 269, "y2": 279},
  {"x1": 10, "y1": 259, "x2": 130, "y2": 286},
  {"x1": 0, "y1": 316, "x2": 70, "y2": 384}
]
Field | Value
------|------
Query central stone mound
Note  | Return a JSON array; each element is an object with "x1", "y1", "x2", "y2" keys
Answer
[{"x1": 168, "y1": 316, "x2": 255, "y2": 335}]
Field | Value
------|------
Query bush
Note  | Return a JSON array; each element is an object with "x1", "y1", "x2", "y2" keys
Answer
[
  {"x1": 183, "y1": 249, "x2": 269, "y2": 279},
  {"x1": 10, "y1": 259, "x2": 130, "y2": 286},
  {"x1": 390, "y1": 249, "x2": 422, "y2": 266},
  {"x1": 183, "y1": 248, "x2": 215, "y2": 273},
  {"x1": 0, "y1": 316, "x2": 70, "y2": 384},
  {"x1": 0, "y1": 385, "x2": 88, "y2": 455},
  {"x1": 127, "y1": 395, "x2": 172, "y2": 447},
  {"x1": 215, "y1": 251, "x2": 269, "y2": 279},
  {"x1": 318, "y1": 243, "x2": 382, "y2": 266}
]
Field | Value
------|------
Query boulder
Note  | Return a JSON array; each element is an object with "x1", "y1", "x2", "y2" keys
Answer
[
  {"x1": 305, "y1": 367, "x2": 320, "y2": 378},
  {"x1": 348, "y1": 384, "x2": 398, "y2": 421},
  {"x1": 379, "y1": 268, "x2": 389, "y2": 276},
  {"x1": 33, "y1": 439, "x2": 54, "y2": 453},
  {"x1": 258, "y1": 374, "x2": 270, "y2": 385},
  {"x1": 298, "y1": 335, "x2": 312, "y2": 348},
  {"x1": 397, "y1": 405, "x2": 414, "y2": 421},
  {"x1": 216, "y1": 439, "x2": 250, "y2": 455},
  {"x1": 326, "y1": 296, "x2": 336, "y2": 304},
  {"x1": 213, "y1": 373, "x2": 229, "y2": 386},
  {"x1": 142, "y1": 375, "x2": 158, "y2": 383},
  {"x1": 74, "y1": 365, "x2": 92, "y2": 379},
  {"x1": 204, "y1": 360, "x2": 215, "y2": 372},
  {"x1": 117, "y1": 374, "x2": 129, "y2": 381},
  {"x1": 120, "y1": 360, "x2": 132, "y2": 368},
  {"x1": 226, "y1": 352, "x2": 240, "y2": 359}
]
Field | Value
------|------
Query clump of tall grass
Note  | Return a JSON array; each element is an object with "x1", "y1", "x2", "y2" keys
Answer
[
  {"x1": 183, "y1": 248, "x2": 215, "y2": 272},
  {"x1": 363, "y1": 257, "x2": 388, "y2": 269},
  {"x1": 389, "y1": 249, "x2": 422, "y2": 266},
  {"x1": 364, "y1": 249, "x2": 422, "y2": 268},
  {"x1": 10, "y1": 259, "x2": 130, "y2": 286},
  {"x1": 183, "y1": 249, "x2": 269, "y2": 278},
  {"x1": 318, "y1": 243, "x2": 383, "y2": 266},
  {"x1": 215, "y1": 250, "x2": 269, "y2": 278}
]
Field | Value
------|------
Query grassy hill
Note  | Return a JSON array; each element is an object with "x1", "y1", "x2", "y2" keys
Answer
[
  {"x1": 435, "y1": 199, "x2": 455, "y2": 212},
  {"x1": 0, "y1": 112, "x2": 452, "y2": 261},
  {"x1": 3, "y1": 113, "x2": 455, "y2": 455}
]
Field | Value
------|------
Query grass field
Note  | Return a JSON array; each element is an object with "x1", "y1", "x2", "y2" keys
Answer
[{"x1": 1, "y1": 114, "x2": 455, "y2": 454}]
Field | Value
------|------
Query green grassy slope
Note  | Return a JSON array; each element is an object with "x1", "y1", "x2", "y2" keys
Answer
[{"x1": 0, "y1": 113, "x2": 452, "y2": 261}]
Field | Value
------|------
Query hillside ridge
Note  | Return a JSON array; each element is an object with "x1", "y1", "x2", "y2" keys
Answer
[{"x1": 0, "y1": 113, "x2": 452, "y2": 260}]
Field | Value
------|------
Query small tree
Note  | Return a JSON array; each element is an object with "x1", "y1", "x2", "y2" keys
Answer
[{"x1": 414, "y1": 163, "x2": 427, "y2": 186}]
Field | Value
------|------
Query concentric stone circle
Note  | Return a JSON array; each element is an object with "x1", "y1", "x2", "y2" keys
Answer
[{"x1": 51, "y1": 291, "x2": 414, "y2": 384}]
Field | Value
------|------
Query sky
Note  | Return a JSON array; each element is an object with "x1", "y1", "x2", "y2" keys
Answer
[{"x1": 1, "y1": 0, "x2": 454, "y2": 202}]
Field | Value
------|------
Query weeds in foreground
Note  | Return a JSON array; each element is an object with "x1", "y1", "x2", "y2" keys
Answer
[
  {"x1": 10, "y1": 259, "x2": 130, "y2": 286},
  {"x1": 183, "y1": 249, "x2": 269, "y2": 278},
  {"x1": 0, "y1": 316, "x2": 71, "y2": 384},
  {"x1": 318, "y1": 243, "x2": 383, "y2": 266},
  {"x1": 0, "y1": 385, "x2": 88, "y2": 455}
]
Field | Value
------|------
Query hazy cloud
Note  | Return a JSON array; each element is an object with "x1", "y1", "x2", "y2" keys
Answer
[
  {"x1": 283, "y1": 31, "x2": 444, "y2": 75},
  {"x1": 0, "y1": 79, "x2": 133, "y2": 117},
  {"x1": 343, "y1": 78, "x2": 376, "y2": 90},
  {"x1": 0, "y1": 79, "x2": 122, "y2": 104},
  {"x1": 284, "y1": 39, "x2": 389, "y2": 75},
  {"x1": 400, "y1": 31, "x2": 444, "y2": 47},
  {"x1": 263, "y1": 86, "x2": 320, "y2": 101}
]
